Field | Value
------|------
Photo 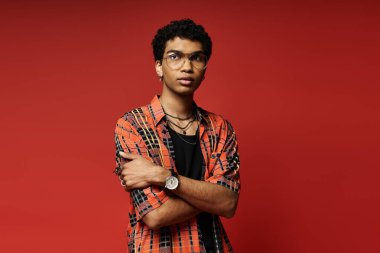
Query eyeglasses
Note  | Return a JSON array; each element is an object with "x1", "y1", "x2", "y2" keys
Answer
[{"x1": 163, "y1": 51, "x2": 208, "y2": 71}]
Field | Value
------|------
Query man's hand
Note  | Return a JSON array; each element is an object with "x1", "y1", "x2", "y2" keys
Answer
[{"x1": 118, "y1": 151, "x2": 170, "y2": 191}]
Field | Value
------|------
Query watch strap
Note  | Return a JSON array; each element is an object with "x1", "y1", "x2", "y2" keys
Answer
[{"x1": 169, "y1": 168, "x2": 178, "y2": 178}]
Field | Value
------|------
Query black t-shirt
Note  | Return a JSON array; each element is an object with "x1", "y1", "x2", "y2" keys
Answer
[{"x1": 167, "y1": 125, "x2": 215, "y2": 252}]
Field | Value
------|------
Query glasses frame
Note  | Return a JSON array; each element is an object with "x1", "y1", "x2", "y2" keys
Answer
[{"x1": 162, "y1": 51, "x2": 208, "y2": 71}]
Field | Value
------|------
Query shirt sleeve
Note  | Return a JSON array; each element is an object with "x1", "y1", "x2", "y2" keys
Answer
[
  {"x1": 114, "y1": 117, "x2": 168, "y2": 221},
  {"x1": 205, "y1": 119, "x2": 241, "y2": 194}
]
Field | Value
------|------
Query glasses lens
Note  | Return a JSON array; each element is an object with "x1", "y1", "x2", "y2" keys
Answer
[
  {"x1": 190, "y1": 54, "x2": 207, "y2": 70},
  {"x1": 166, "y1": 53, "x2": 183, "y2": 70}
]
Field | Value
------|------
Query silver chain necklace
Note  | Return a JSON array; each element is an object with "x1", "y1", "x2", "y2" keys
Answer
[
  {"x1": 167, "y1": 112, "x2": 200, "y2": 145},
  {"x1": 166, "y1": 116, "x2": 195, "y2": 134},
  {"x1": 165, "y1": 111, "x2": 194, "y2": 120}
]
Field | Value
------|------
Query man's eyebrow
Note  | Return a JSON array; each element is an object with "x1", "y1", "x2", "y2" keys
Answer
[{"x1": 166, "y1": 50, "x2": 205, "y2": 54}]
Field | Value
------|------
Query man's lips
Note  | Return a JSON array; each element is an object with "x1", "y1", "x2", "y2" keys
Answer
[{"x1": 177, "y1": 77, "x2": 195, "y2": 85}]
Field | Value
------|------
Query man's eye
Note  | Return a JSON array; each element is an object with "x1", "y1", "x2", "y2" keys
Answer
[
  {"x1": 190, "y1": 54, "x2": 205, "y2": 62},
  {"x1": 168, "y1": 54, "x2": 180, "y2": 60}
]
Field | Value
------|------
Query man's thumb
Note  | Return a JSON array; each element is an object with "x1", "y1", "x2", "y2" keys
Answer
[{"x1": 119, "y1": 151, "x2": 138, "y2": 160}]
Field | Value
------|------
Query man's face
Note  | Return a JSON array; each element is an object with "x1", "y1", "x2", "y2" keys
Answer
[{"x1": 155, "y1": 37, "x2": 207, "y2": 97}]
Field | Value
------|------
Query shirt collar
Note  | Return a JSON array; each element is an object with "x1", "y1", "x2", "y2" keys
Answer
[{"x1": 149, "y1": 94, "x2": 208, "y2": 127}]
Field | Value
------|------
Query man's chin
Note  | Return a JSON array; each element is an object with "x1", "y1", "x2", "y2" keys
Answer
[{"x1": 163, "y1": 82, "x2": 200, "y2": 97}]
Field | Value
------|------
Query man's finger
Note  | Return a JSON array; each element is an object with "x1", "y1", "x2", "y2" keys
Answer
[
  {"x1": 113, "y1": 166, "x2": 122, "y2": 175},
  {"x1": 119, "y1": 151, "x2": 140, "y2": 160}
]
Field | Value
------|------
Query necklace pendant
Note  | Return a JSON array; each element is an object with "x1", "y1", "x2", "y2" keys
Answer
[{"x1": 183, "y1": 130, "x2": 186, "y2": 135}]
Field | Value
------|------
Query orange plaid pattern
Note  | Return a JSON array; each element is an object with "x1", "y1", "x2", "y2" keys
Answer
[{"x1": 114, "y1": 95, "x2": 240, "y2": 253}]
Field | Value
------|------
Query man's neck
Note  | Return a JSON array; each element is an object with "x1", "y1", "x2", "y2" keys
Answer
[{"x1": 159, "y1": 90, "x2": 195, "y2": 118}]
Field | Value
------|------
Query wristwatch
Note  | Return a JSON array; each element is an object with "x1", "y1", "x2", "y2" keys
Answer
[{"x1": 165, "y1": 169, "x2": 179, "y2": 190}]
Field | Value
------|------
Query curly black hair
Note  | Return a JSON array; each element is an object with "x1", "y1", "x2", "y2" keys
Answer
[{"x1": 151, "y1": 18, "x2": 212, "y2": 62}]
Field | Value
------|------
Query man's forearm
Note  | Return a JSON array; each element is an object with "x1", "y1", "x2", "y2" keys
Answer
[
  {"x1": 150, "y1": 167, "x2": 238, "y2": 218},
  {"x1": 142, "y1": 194, "x2": 201, "y2": 230},
  {"x1": 173, "y1": 175, "x2": 238, "y2": 218}
]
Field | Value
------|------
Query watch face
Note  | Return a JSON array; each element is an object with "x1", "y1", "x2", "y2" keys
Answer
[{"x1": 166, "y1": 176, "x2": 179, "y2": 190}]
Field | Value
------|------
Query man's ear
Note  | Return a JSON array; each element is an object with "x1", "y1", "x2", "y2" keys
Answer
[{"x1": 155, "y1": 60, "x2": 163, "y2": 78}]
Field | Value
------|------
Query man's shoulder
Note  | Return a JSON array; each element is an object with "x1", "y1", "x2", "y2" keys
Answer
[
  {"x1": 199, "y1": 107, "x2": 232, "y2": 128},
  {"x1": 118, "y1": 104, "x2": 149, "y2": 122},
  {"x1": 115, "y1": 103, "x2": 151, "y2": 133},
  {"x1": 200, "y1": 108, "x2": 238, "y2": 142}
]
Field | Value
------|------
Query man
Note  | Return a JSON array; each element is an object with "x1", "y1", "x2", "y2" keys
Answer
[{"x1": 114, "y1": 18, "x2": 241, "y2": 253}]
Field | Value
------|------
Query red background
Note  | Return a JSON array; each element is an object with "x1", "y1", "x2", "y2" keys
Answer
[{"x1": 1, "y1": 0, "x2": 379, "y2": 252}]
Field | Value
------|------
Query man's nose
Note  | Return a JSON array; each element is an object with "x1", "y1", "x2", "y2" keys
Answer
[{"x1": 181, "y1": 57, "x2": 193, "y2": 72}]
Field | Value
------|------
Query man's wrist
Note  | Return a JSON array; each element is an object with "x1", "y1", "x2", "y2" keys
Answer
[{"x1": 150, "y1": 165, "x2": 171, "y2": 187}]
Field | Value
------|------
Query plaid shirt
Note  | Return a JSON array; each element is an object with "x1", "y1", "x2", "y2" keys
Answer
[{"x1": 114, "y1": 95, "x2": 241, "y2": 253}]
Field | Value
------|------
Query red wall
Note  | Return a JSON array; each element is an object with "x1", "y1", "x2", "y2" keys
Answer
[{"x1": 1, "y1": 1, "x2": 379, "y2": 252}]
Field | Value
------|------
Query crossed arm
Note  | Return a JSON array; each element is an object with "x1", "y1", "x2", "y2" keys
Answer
[
  {"x1": 117, "y1": 152, "x2": 238, "y2": 229},
  {"x1": 144, "y1": 182, "x2": 238, "y2": 230},
  {"x1": 115, "y1": 118, "x2": 240, "y2": 230},
  {"x1": 122, "y1": 156, "x2": 239, "y2": 229}
]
